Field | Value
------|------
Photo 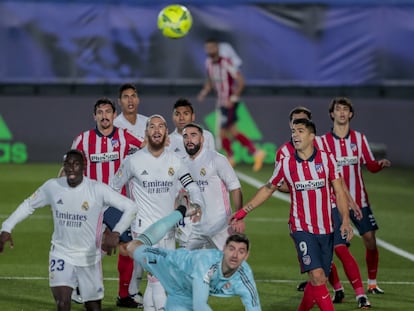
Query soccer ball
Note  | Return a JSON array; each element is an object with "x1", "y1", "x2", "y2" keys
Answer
[{"x1": 157, "y1": 4, "x2": 193, "y2": 39}]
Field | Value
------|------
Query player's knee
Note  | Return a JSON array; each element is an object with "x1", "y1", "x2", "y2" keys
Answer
[{"x1": 309, "y1": 268, "x2": 327, "y2": 285}]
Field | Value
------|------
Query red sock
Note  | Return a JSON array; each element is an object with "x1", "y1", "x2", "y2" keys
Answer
[
  {"x1": 235, "y1": 133, "x2": 256, "y2": 154},
  {"x1": 335, "y1": 245, "x2": 364, "y2": 296},
  {"x1": 222, "y1": 137, "x2": 233, "y2": 157},
  {"x1": 366, "y1": 248, "x2": 379, "y2": 280},
  {"x1": 297, "y1": 282, "x2": 315, "y2": 311},
  {"x1": 328, "y1": 262, "x2": 342, "y2": 291},
  {"x1": 118, "y1": 253, "x2": 134, "y2": 298},
  {"x1": 312, "y1": 283, "x2": 334, "y2": 311}
]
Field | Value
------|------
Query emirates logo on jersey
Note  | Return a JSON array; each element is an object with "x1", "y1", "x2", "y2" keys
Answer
[
  {"x1": 200, "y1": 168, "x2": 206, "y2": 176},
  {"x1": 168, "y1": 167, "x2": 175, "y2": 176},
  {"x1": 81, "y1": 201, "x2": 89, "y2": 211}
]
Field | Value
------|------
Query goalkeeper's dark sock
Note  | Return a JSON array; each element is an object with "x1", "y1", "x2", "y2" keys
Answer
[{"x1": 138, "y1": 209, "x2": 184, "y2": 246}]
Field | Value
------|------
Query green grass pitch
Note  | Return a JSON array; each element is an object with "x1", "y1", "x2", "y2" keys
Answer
[{"x1": 0, "y1": 163, "x2": 413, "y2": 310}]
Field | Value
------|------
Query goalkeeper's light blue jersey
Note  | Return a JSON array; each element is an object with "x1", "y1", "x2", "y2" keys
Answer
[{"x1": 134, "y1": 246, "x2": 261, "y2": 311}]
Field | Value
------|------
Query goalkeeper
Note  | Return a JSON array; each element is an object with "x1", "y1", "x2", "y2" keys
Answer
[{"x1": 127, "y1": 190, "x2": 262, "y2": 311}]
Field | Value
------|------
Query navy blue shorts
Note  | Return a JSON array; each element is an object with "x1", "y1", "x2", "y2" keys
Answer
[
  {"x1": 220, "y1": 102, "x2": 239, "y2": 128},
  {"x1": 350, "y1": 205, "x2": 378, "y2": 235},
  {"x1": 103, "y1": 207, "x2": 132, "y2": 243},
  {"x1": 291, "y1": 231, "x2": 334, "y2": 277}
]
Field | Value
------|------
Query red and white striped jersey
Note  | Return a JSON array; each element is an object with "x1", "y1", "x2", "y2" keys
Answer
[
  {"x1": 71, "y1": 127, "x2": 142, "y2": 194},
  {"x1": 205, "y1": 56, "x2": 239, "y2": 108},
  {"x1": 270, "y1": 149, "x2": 340, "y2": 234},
  {"x1": 321, "y1": 129, "x2": 382, "y2": 208}
]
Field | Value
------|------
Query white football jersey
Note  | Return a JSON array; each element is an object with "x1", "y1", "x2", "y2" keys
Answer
[
  {"x1": 110, "y1": 147, "x2": 204, "y2": 234},
  {"x1": 1, "y1": 177, "x2": 137, "y2": 266},
  {"x1": 184, "y1": 148, "x2": 241, "y2": 236},
  {"x1": 168, "y1": 128, "x2": 216, "y2": 158},
  {"x1": 114, "y1": 113, "x2": 148, "y2": 141}
]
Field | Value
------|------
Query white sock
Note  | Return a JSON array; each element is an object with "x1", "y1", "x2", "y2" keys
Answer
[
  {"x1": 152, "y1": 278, "x2": 167, "y2": 311},
  {"x1": 143, "y1": 276, "x2": 155, "y2": 311},
  {"x1": 128, "y1": 262, "x2": 143, "y2": 295}
]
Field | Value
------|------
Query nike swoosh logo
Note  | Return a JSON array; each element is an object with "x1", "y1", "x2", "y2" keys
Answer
[{"x1": 322, "y1": 294, "x2": 330, "y2": 299}]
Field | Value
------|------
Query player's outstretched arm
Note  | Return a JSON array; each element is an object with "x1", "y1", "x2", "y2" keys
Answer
[
  {"x1": 230, "y1": 182, "x2": 277, "y2": 223},
  {"x1": 0, "y1": 231, "x2": 13, "y2": 253}
]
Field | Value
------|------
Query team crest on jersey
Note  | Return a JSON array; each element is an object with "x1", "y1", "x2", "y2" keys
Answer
[
  {"x1": 200, "y1": 168, "x2": 206, "y2": 176},
  {"x1": 302, "y1": 255, "x2": 311, "y2": 266},
  {"x1": 351, "y1": 143, "x2": 357, "y2": 152},
  {"x1": 315, "y1": 163, "x2": 324, "y2": 174},
  {"x1": 81, "y1": 201, "x2": 89, "y2": 211},
  {"x1": 116, "y1": 168, "x2": 123, "y2": 177},
  {"x1": 223, "y1": 282, "x2": 232, "y2": 289},
  {"x1": 111, "y1": 139, "x2": 119, "y2": 149},
  {"x1": 168, "y1": 167, "x2": 175, "y2": 176}
]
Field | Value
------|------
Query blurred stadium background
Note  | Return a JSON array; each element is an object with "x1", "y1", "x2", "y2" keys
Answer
[{"x1": 0, "y1": 0, "x2": 413, "y2": 166}]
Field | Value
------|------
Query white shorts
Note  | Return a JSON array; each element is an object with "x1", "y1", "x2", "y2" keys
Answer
[
  {"x1": 186, "y1": 226, "x2": 230, "y2": 250},
  {"x1": 49, "y1": 253, "x2": 104, "y2": 302},
  {"x1": 175, "y1": 216, "x2": 193, "y2": 248}
]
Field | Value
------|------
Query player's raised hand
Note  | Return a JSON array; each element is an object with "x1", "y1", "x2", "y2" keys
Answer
[
  {"x1": 175, "y1": 189, "x2": 202, "y2": 222},
  {"x1": 0, "y1": 231, "x2": 13, "y2": 253},
  {"x1": 175, "y1": 189, "x2": 190, "y2": 210}
]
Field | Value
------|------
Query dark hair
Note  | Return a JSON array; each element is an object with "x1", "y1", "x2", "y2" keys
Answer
[
  {"x1": 226, "y1": 233, "x2": 250, "y2": 251},
  {"x1": 183, "y1": 122, "x2": 203, "y2": 134},
  {"x1": 292, "y1": 118, "x2": 316, "y2": 135},
  {"x1": 118, "y1": 83, "x2": 138, "y2": 99},
  {"x1": 94, "y1": 97, "x2": 116, "y2": 114},
  {"x1": 63, "y1": 149, "x2": 85, "y2": 163},
  {"x1": 329, "y1": 97, "x2": 354, "y2": 120},
  {"x1": 174, "y1": 98, "x2": 194, "y2": 113},
  {"x1": 205, "y1": 37, "x2": 218, "y2": 45},
  {"x1": 289, "y1": 106, "x2": 312, "y2": 121}
]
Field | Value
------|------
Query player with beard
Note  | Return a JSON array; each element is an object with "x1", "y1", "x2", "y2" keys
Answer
[
  {"x1": 169, "y1": 98, "x2": 216, "y2": 159},
  {"x1": 182, "y1": 123, "x2": 245, "y2": 250},
  {"x1": 110, "y1": 115, "x2": 205, "y2": 311}
]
